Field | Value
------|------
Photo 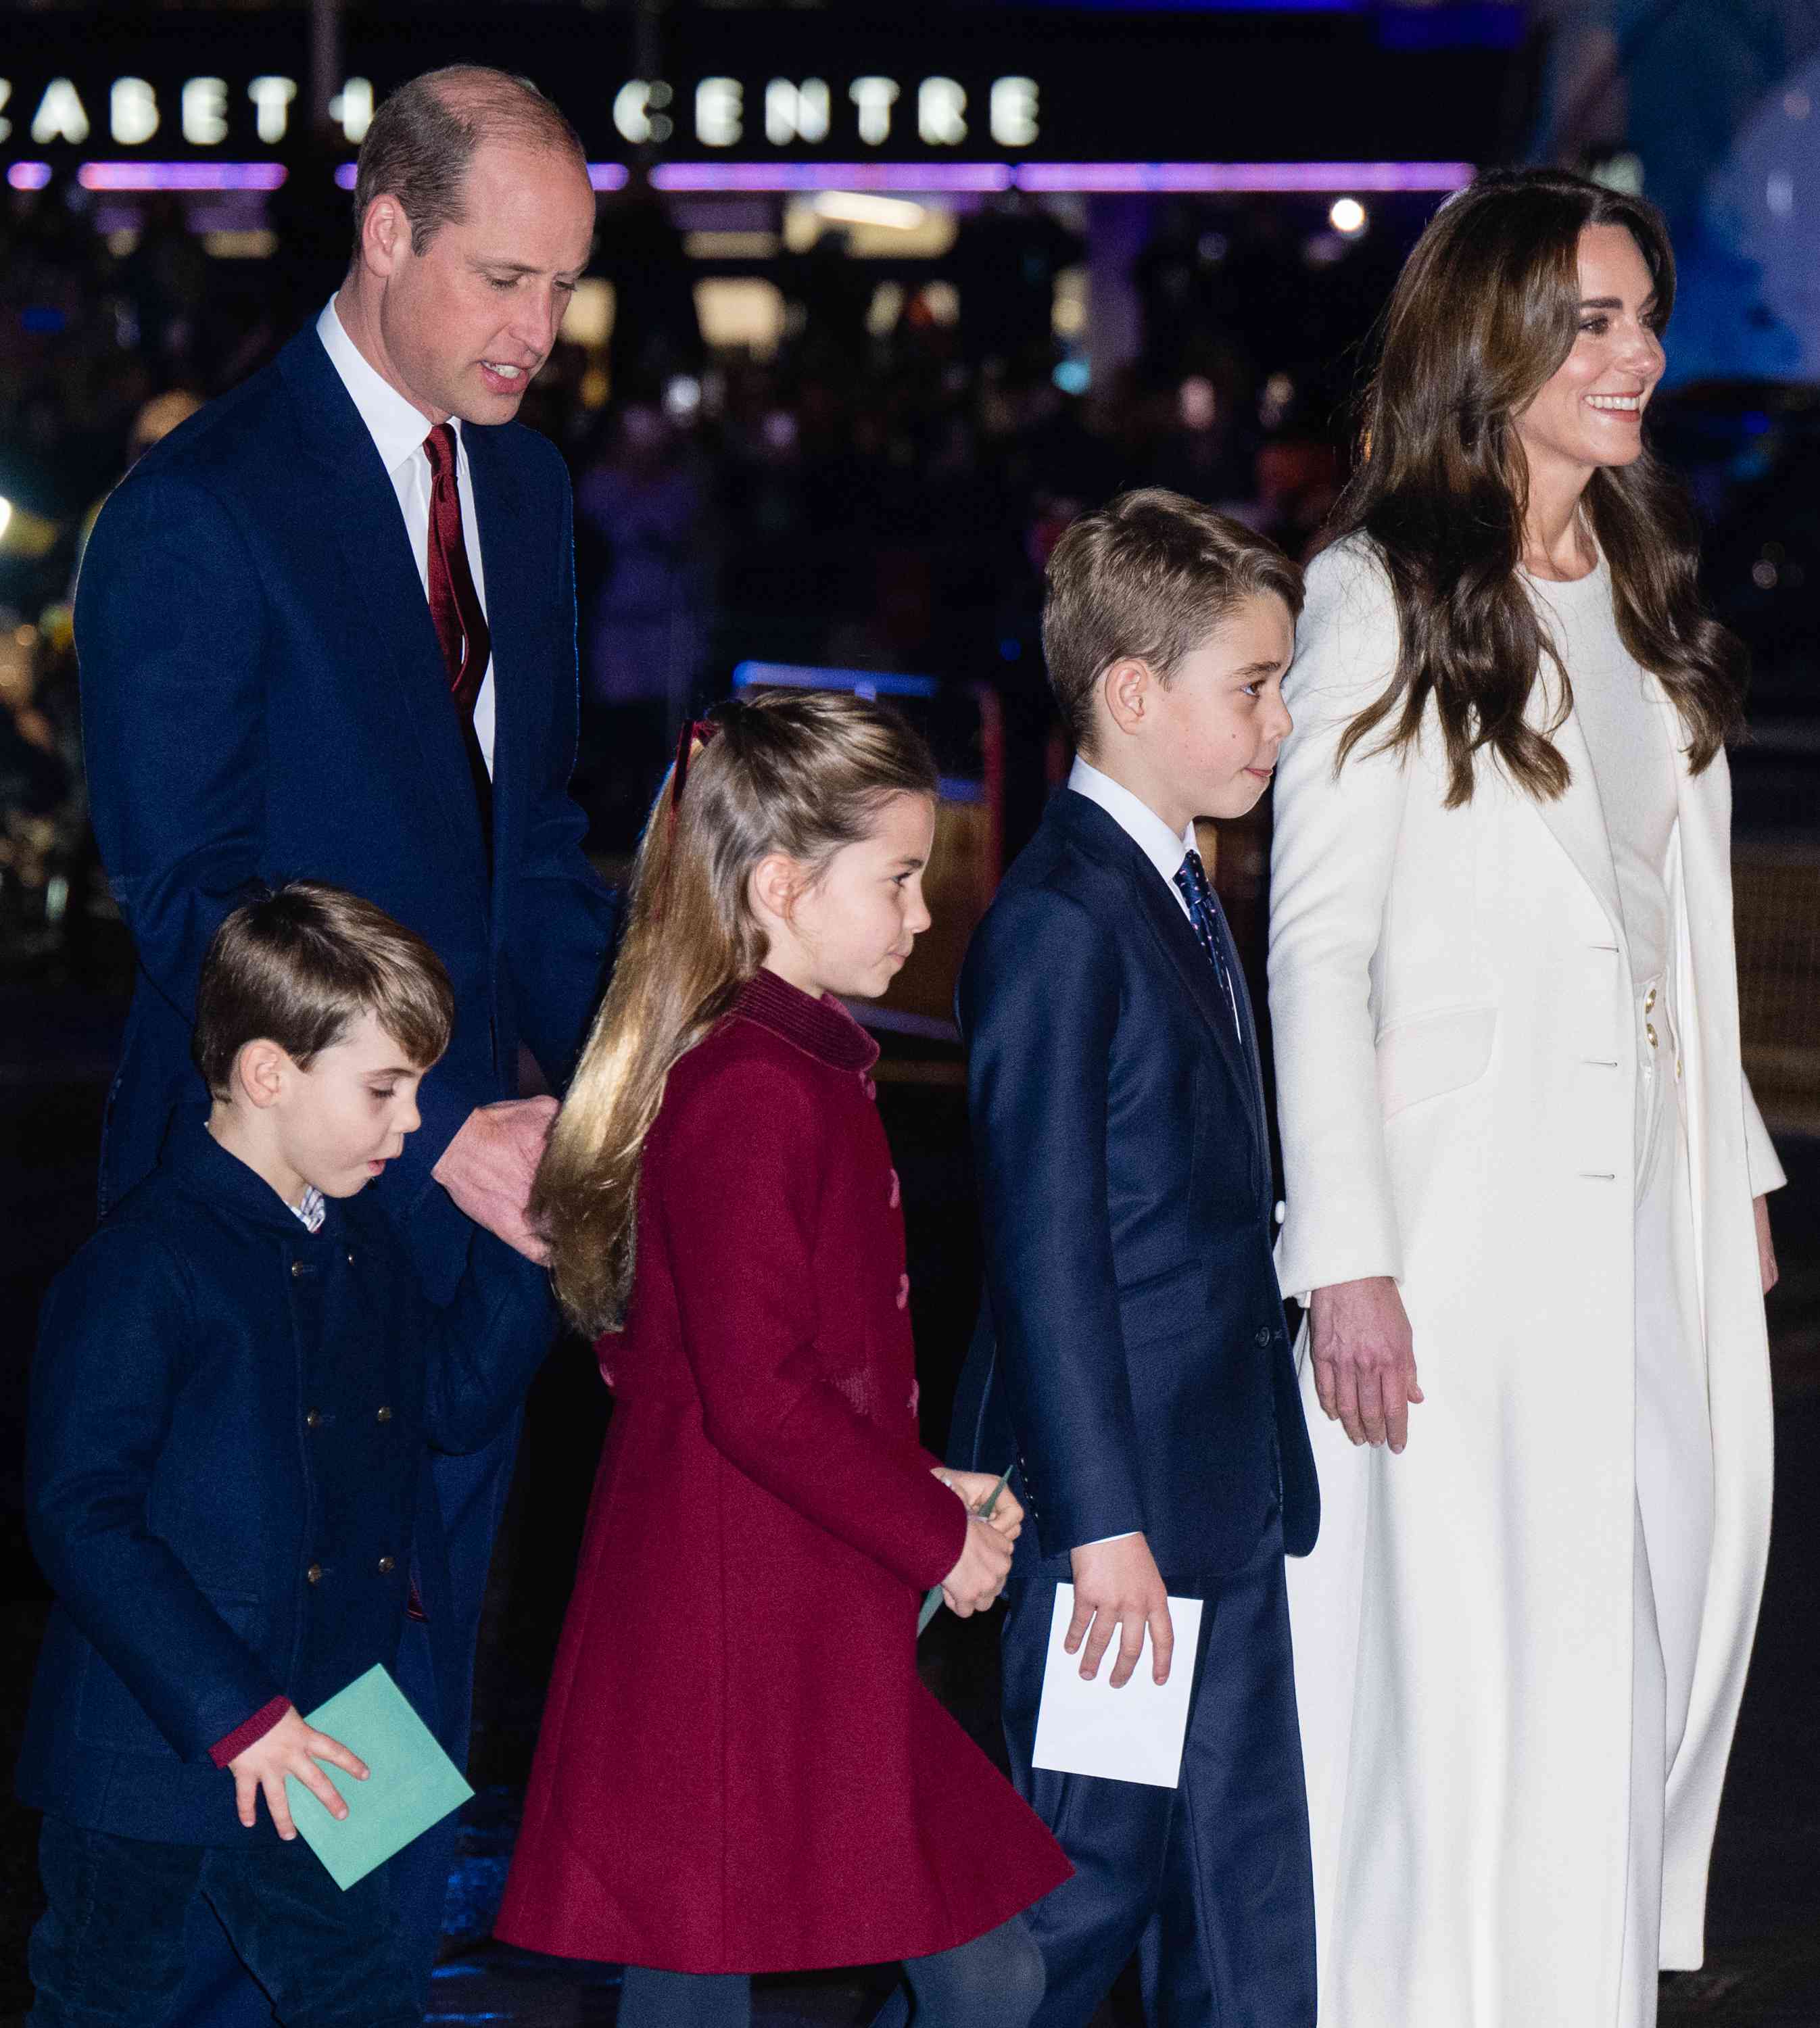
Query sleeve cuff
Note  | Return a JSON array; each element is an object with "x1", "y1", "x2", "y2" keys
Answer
[{"x1": 210, "y1": 1695, "x2": 291, "y2": 1769}]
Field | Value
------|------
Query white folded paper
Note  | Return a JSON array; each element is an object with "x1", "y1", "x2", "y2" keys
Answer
[{"x1": 1030, "y1": 1582, "x2": 1203, "y2": 1789}]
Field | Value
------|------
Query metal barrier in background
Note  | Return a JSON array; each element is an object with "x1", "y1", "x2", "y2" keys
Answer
[{"x1": 1735, "y1": 841, "x2": 1820, "y2": 1136}]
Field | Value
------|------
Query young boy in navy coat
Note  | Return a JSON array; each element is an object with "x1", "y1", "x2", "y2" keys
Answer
[
  {"x1": 951, "y1": 490, "x2": 1321, "y2": 2028},
  {"x1": 18, "y1": 883, "x2": 550, "y2": 2028}
]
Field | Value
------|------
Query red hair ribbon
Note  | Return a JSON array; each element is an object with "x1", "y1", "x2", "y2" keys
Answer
[{"x1": 668, "y1": 716, "x2": 721, "y2": 826}]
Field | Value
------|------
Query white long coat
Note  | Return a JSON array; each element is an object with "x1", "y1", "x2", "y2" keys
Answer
[{"x1": 1268, "y1": 538, "x2": 1783, "y2": 2026}]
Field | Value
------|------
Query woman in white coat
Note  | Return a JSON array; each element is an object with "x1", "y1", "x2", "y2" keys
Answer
[{"x1": 1268, "y1": 168, "x2": 1783, "y2": 2028}]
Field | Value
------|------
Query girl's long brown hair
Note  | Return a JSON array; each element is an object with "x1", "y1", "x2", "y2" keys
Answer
[
  {"x1": 535, "y1": 689, "x2": 938, "y2": 1337},
  {"x1": 1331, "y1": 167, "x2": 1747, "y2": 806}
]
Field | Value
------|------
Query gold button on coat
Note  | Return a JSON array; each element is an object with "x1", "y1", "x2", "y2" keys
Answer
[
  {"x1": 304, "y1": 1409, "x2": 322, "y2": 1430},
  {"x1": 306, "y1": 1563, "x2": 323, "y2": 1585},
  {"x1": 375, "y1": 1405, "x2": 392, "y2": 1423},
  {"x1": 1646, "y1": 1023, "x2": 1658, "y2": 1049},
  {"x1": 377, "y1": 1555, "x2": 396, "y2": 1574}
]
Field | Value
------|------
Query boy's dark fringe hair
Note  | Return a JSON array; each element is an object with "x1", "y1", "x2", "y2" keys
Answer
[{"x1": 193, "y1": 880, "x2": 454, "y2": 1094}]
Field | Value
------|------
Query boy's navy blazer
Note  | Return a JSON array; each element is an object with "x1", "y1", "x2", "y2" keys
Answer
[
  {"x1": 76, "y1": 320, "x2": 619, "y2": 1300},
  {"x1": 16, "y1": 1123, "x2": 550, "y2": 1846},
  {"x1": 951, "y1": 788, "x2": 1318, "y2": 1581}
]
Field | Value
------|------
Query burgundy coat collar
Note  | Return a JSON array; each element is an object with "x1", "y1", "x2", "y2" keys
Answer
[{"x1": 734, "y1": 969, "x2": 880, "y2": 1072}]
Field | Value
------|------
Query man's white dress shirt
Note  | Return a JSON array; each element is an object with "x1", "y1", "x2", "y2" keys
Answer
[{"x1": 316, "y1": 299, "x2": 497, "y2": 775}]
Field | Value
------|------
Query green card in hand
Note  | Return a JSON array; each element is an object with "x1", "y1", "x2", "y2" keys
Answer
[{"x1": 284, "y1": 1664, "x2": 473, "y2": 1891}]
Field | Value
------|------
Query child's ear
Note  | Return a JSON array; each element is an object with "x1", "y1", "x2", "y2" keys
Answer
[
  {"x1": 1101, "y1": 656, "x2": 1154, "y2": 739},
  {"x1": 234, "y1": 1039, "x2": 291, "y2": 1111},
  {"x1": 750, "y1": 851, "x2": 805, "y2": 927}
]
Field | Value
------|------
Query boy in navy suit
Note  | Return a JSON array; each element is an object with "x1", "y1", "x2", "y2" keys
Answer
[
  {"x1": 18, "y1": 884, "x2": 549, "y2": 2028},
  {"x1": 952, "y1": 489, "x2": 1320, "y2": 2028}
]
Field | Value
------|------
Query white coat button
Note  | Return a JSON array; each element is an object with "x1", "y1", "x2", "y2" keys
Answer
[{"x1": 1273, "y1": 1200, "x2": 1286, "y2": 1226}]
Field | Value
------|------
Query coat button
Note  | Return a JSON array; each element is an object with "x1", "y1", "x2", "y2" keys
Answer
[
  {"x1": 304, "y1": 1409, "x2": 322, "y2": 1431},
  {"x1": 291, "y1": 1261, "x2": 308, "y2": 1279},
  {"x1": 895, "y1": 1272, "x2": 910, "y2": 1310},
  {"x1": 1645, "y1": 985, "x2": 1657, "y2": 1012},
  {"x1": 375, "y1": 1405, "x2": 392, "y2": 1423},
  {"x1": 888, "y1": 1169, "x2": 901, "y2": 1209},
  {"x1": 377, "y1": 1555, "x2": 396, "y2": 1574},
  {"x1": 1273, "y1": 1199, "x2": 1286, "y2": 1227},
  {"x1": 306, "y1": 1563, "x2": 323, "y2": 1585},
  {"x1": 345, "y1": 1249, "x2": 356, "y2": 1265},
  {"x1": 1255, "y1": 1326, "x2": 1273, "y2": 1348}
]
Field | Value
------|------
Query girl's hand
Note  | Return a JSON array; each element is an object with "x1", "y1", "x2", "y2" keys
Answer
[
  {"x1": 933, "y1": 1468, "x2": 1024, "y2": 1540},
  {"x1": 227, "y1": 1708, "x2": 368, "y2": 1840},
  {"x1": 940, "y1": 1515, "x2": 1013, "y2": 1618}
]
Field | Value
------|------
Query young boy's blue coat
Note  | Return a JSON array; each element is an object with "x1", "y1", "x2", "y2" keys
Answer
[{"x1": 17, "y1": 1119, "x2": 550, "y2": 1846}]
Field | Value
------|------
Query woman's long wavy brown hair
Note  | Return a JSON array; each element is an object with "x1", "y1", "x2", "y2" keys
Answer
[
  {"x1": 535, "y1": 689, "x2": 938, "y2": 1338},
  {"x1": 1330, "y1": 167, "x2": 1747, "y2": 806}
]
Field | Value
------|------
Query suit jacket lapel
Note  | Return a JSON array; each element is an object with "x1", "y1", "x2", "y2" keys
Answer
[
  {"x1": 1057, "y1": 795, "x2": 1266, "y2": 1187},
  {"x1": 277, "y1": 332, "x2": 489, "y2": 886}
]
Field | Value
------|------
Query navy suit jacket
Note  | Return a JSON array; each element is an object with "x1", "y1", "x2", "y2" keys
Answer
[
  {"x1": 17, "y1": 1121, "x2": 551, "y2": 1846},
  {"x1": 951, "y1": 789, "x2": 1317, "y2": 1584},
  {"x1": 76, "y1": 320, "x2": 619, "y2": 1301}
]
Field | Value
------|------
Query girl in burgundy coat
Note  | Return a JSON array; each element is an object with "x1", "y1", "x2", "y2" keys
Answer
[{"x1": 496, "y1": 692, "x2": 1070, "y2": 2028}]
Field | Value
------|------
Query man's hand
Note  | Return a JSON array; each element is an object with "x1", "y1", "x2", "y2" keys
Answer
[
  {"x1": 940, "y1": 1516, "x2": 1014, "y2": 1618},
  {"x1": 1067, "y1": 1534, "x2": 1172, "y2": 1688},
  {"x1": 228, "y1": 1707, "x2": 368, "y2": 1840},
  {"x1": 1756, "y1": 1193, "x2": 1779, "y2": 1297},
  {"x1": 1310, "y1": 1274, "x2": 1423, "y2": 1452},
  {"x1": 934, "y1": 1467, "x2": 1025, "y2": 1541},
  {"x1": 432, "y1": 1097, "x2": 560, "y2": 1262}
]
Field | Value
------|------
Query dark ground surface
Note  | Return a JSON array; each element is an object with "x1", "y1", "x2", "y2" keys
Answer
[{"x1": 1, "y1": 977, "x2": 1817, "y2": 2025}]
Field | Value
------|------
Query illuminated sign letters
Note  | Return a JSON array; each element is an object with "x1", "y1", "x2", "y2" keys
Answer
[{"x1": 0, "y1": 68, "x2": 1042, "y2": 154}]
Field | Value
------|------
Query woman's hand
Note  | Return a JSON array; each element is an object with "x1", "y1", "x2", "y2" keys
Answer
[
  {"x1": 934, "y1": 1467, "x2": 1024, "y2": 1539},
  {"x1": 1309, "y1": 1274, "x2": 1423, "y2": 1452},
  {"x1": 1755, "y1": 1193, "x2": 1779, "y2": 1297},
  {"x1": 940, "y1": 1515, "x2": 1013, "y2": 1617}
]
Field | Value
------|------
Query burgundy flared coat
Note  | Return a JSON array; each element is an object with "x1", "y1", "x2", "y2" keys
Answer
[{"x1": 495, "y1": 971, "x2": 1070, "y2": 1973}]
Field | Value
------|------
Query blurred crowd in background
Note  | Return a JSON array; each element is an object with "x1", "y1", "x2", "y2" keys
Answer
[{"x1": 5, "y1": 156, "x2": 1818, "y2": 984}]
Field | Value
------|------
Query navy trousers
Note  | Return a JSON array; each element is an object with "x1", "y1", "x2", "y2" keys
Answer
[
  {"x1": 1000, "y1": 1514, "x2": 1316, "y2": 2028},
  {"x1": 28, "y1": 1816, "x2": 419, "y2": 2028}
]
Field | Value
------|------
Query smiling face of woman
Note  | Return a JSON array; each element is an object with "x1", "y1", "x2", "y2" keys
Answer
[{"x1": 1511, "y1": 222, "x2": 1667, "y2": 498}]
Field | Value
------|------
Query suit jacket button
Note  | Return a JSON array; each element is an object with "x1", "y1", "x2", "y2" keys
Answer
[
  {"x1": 291, "y1": 1261, "x2": 308, "y2": 1279},
  {"x1": 377, "y1": 1555, "x2": 396, "y2": 1574},
  {"x1": 306, "y1": 1562, "x2": 323, "y2": 1585},
  {"x1": 1255, "y1": 1326, "x2": 1272, "y2": 1348},
  {"x1": 304, "y1": 1409, "x2": 322, "y2": 1431},
  {"x1": 376, "y1": 1405, "x2": 392, "y2": 1423}
]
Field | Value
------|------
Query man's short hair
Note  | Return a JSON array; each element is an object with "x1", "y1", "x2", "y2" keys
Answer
[
  {"x1": 193, "y1": 882, "x2": 455, "y2": 1096},
  {"x1": 1041, "y1": 488, "x2": 1304, "y2": 751},
  {"x1": 352, "y1": 64, "x2": 589, "y2": 259}
]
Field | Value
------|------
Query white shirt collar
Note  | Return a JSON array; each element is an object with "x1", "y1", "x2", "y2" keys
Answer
[
  {"x1": 316, "y1": 297, "x2": 460, "y2": 480},
  {"x1": 1067, "y1": 756, "x2": 1196, "y2": 892},
  {"x1": 291, "y1": 1184, "x2": 327, "y2": 1234}
]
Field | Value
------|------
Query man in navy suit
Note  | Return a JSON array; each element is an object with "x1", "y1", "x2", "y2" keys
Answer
[
  {"x1": 73, "y1": 66, "x2": 618, "y2": 2016},
  {"x1": 951, "y1": 491, "x2": 1319, "y2": 2028}
]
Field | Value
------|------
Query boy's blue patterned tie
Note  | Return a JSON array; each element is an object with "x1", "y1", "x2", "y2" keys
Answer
[{"x1": 1173, "y1": 847, "x2": 1243, "y2": 1042}]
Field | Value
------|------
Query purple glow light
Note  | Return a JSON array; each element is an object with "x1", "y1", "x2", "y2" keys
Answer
[
  {"x1": 1014, "y1": 161, "x2": 1475, "y2": 194},
  {"x1": 650, "y1": 162, "x2": 1014, "y2": 194},
  {"x1": 78, "y1": 162, "x2": 289, "y2": 193},
  {"x1": 7, "y1": 162, "x2": 52, "y2": 191},
  {"x1": 588, "y1": 164, "x2": 629, "y2": 192}
]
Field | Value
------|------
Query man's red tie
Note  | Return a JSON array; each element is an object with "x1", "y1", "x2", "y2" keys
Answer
[{"x1": 423, "y1": 422, "x2": 493, "y2": 838}]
